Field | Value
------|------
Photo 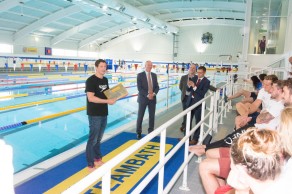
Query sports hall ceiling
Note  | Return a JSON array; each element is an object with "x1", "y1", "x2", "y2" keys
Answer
[{"x1": 0, "y1": 0, "x2": 272, "y2": 49}]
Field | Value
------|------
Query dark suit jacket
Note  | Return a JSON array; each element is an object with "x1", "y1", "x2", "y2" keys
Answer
[
  {"x1": 188, "y1": 76, "x2": 211, "y2": 103},
  {"x1": 180, "y1": 74, "x2": 215, "y2": 102},
  {"x1": 179, "y1": 74, "x2": 197, "y2": 102},
  {"x1": 137, "y1": 71, "x2": 159, "y2": 104}
]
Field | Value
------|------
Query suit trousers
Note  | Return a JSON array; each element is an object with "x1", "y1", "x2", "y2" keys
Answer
[
  {"x1": 184, "y1": 101, "x2": 202, "y2": 141},
  {"x1": 136, "y1": 99, "x2": 156, "y2": 134},
  {"x1": 181, "y1": 95, "x2": 189, "y2": 128},
  {"x1": 191, "y1": 105, "x2": 202, "y2": 141}
]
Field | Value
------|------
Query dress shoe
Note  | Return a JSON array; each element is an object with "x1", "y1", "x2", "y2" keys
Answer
[
  {"x1": 137, "y1": 133, "x2": 142, "y2": 140},
  {"x1": 179, "y1": 127, "x2": 185, "y2": 132},
  {"x1": 189, "y1": 140, "x2": 198, "y2": 145},
  {"x1": 178, "y1": 138, "x2": 197, "y2": 145}
]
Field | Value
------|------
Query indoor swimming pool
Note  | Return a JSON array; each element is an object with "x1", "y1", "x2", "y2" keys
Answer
[{"x1": 0, "y1": 71, "x2": 181, "y2": 173}]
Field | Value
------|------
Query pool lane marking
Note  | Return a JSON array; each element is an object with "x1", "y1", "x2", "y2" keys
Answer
[
  {"x1": 44, "y1": 140, "x2": 173, "y2": 194},
  {"x1": 0, "y1": 85, "x2": 177, "y2": 131},
  {"x1": 0, "y1": 93, "x2": 137, "y2": 131},
  {"x1": 25, "y1": 107, "x2": 86, "y2": 124},
  {"x1": 0, "y1": 93, "x2": 28, "y2": 99},
  {"x1": 0, "y1": 97, "x2": 67, "y2": 111},
  {"x1": 0, "y1": 85, "x2": 135, "y2": 111}
]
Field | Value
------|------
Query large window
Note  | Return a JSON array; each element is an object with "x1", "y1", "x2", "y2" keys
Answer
[
  {"x1": 78, "y1": 51, "x2": 98, "y2": 58},
  {"x1": 0, "y1": 43, "x2": 13, "y2": 53},
  {"x1": 249, "y1": 0, "x2": 288, "y2": 54},
  {"x1": 52, "y1": 48, "x2": 98, "y2": 58},
  {"x1": 52, "y1": 48, "x2": 77, "y2": 57}
]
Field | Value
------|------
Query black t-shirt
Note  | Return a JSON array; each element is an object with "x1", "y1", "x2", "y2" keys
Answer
[{"x1": 85, "y1": 75, "x2": 109, "y2": 116}]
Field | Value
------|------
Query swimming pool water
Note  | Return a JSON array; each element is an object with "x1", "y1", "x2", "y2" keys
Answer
[{"x1": 0, "y1": 72, "x2": 182, "y2": 172}]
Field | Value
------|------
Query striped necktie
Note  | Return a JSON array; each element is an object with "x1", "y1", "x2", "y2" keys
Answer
[{"x1": 147, "y1": 72, "x2": 153, "y2": 94}]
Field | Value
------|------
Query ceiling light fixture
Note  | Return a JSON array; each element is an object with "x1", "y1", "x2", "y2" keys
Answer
[
  {"x1": 102, "y1": 5, "x2": 108, "y2": 11},
  {"x1": 118, "y1": 6, "x2": 126, "y2": 12}
]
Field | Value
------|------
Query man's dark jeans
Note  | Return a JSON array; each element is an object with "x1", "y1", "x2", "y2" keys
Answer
[{"x1": 86, "y1": 115, "x2": 107, "y2": 167}]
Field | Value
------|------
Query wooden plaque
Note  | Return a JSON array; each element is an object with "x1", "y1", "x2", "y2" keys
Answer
[{"x1": 104, "y1": 83, "x2": 128, "y2": 99}]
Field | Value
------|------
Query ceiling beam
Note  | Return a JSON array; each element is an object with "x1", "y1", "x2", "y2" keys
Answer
[
  {"x1": 79, "y1": 23, "x2": 131, "y2": 48},
  {"x1": 99, "y1": 28, "x2": 150, "y2": 50},
  {"x1": 81, "y1": 0, "x2": 179, "y2": 34},
  {"x1": 139, "y1": 1, "x2": 245, "y2": 13},
  {"x1": 171, "y1": 19, "x2": 244, "y2": 27},
  {"x1": 51, "y1": 15, "x2": 111, "y2": 45},
  {"x1": 159, "y1": 11, "x2": 245, "y2": 21},
  {"x1": 0, "y1": 0, "x2": 24, "y2": 12},
  {"x1": 13, "y1": 5, "x2": 81, "y2": 43}
]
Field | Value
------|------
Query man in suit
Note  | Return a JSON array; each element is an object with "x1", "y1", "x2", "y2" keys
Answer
[
  {"x1": 179, "y1": 63, "x2": 197, "y2": 131},
  {"x1": 182, "y1": 66, "x2": 210, "y2": 145},
  {"x1": 136, "y1": 60, "x2": 160, "y2": 139},
  {"x1": 179, "y1": 64, "x2": 216, "y2": 133}
]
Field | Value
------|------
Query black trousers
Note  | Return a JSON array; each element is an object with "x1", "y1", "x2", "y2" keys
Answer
[
  {"x1": 181, "y1": 95, "x2": 189, "y2": 128},
  {"x1": 183, "y1": 97, "x2": 202, "y2": 141},
  {"x1": 136, "y1": 100, "x2": 156, "y2": 134}
]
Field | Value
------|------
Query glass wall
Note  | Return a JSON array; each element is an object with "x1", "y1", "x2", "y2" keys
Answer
[{"x1": 249, "y1": 0, "x2": 288, "y2": 54}]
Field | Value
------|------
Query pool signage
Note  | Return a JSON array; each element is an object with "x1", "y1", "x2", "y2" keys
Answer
[{"x1": 45, "y1": 140, "x2": 172, "y2": 194}]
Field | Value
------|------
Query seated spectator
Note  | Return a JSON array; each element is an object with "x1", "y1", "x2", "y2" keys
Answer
[
  {"x1": 235, "y1": 80, "x2": 284, "y2": 129},
  {"x1": 266, "y1": 85, "x2": 292, "y2": 193},
  {"x1": 227, "y1": 128, "x2": 282, "y2": 194},
  {"x1": 234, "y1": 75, "x2": 278, "y2": 126},
  {"x1": 190, "y1": 80, "x2": 284, "y2": 157},
  {"x1": 196, "y1": 78, "x2": 288, "y2": 194},
  {"x1": 227, "y1": 75, "x2": 263, "y2": 103}
]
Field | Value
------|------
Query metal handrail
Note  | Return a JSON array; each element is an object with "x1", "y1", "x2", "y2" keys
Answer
[{"x1": 62, "y1": 77, "x2": 233, "y2": 194}]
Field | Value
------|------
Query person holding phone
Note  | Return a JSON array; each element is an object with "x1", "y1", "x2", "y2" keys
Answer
[
  {"x1": 179, "y1": 64, "x2": 216, "y2": 135},
  {"x1": 179, "y1": 63, "x2": 198, "y2": 132}
]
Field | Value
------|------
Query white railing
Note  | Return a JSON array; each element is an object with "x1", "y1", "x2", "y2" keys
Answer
[
  {"x1": 62, "y1": 81, "x2": 232, "y2": 194},
  {"x1": 248, "y1": 54, "x2": 291, "y2": 80}
]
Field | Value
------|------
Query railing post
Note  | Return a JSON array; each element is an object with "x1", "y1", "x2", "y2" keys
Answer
[
  {"x1": 223, "y1": 86, "x2": 227, "y2": 118},
  {"x1": 158, "y1": 129, "x2": 166, "y2": 194},
  {"x1": 208, "y1": 93, "x2": 214, "y2": 132},
  {"x1": 213, "y1": 90, "x2": 219, "y2": 133},
  {"x1": 220, "y1": 90, "x2": 224, "y2": 124},
  {"x1": 102, "y1": 171, "x2": 111, "y2": 193},
  {"x1": 196, "y1": 101, "x2": 206, "y2": 163},
  {"x1": 199, "y1": 101, "x2": 206, "y2": 143},
  {"x1": 229, "y1": 76, "x2": 234, "y2": 110},
  {"x1": 179, "y1": 111, "x2": 191, "y2": 191}
]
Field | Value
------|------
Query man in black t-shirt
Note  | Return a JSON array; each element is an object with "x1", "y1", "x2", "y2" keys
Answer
[{"x1": 85, "y1": 59, "x2": 116, "y2": 172}]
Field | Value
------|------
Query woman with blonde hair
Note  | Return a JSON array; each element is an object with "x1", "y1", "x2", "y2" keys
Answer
[
  {"x1": 227, "y1": 128, "x2": 283, "y2": 194},
  {"x1": 265, "y1": 107, "x2": 292, "y2": 193},
  {"x1": 278, "y1": 107, "x2": 292, "y2": 157}
]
